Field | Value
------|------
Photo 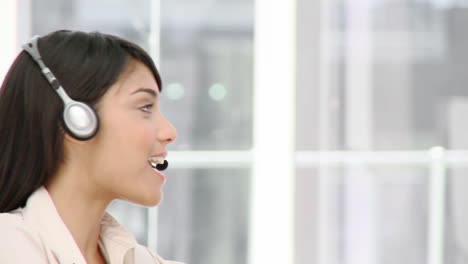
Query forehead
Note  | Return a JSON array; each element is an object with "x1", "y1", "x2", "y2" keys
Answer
[{"x1": 110, "y1": 60, "x2": 160, "y2": 96}]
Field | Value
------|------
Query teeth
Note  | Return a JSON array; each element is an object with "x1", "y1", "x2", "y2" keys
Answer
[{"x1": 148, "y1": 157, "x2": 165, "y2": 165}]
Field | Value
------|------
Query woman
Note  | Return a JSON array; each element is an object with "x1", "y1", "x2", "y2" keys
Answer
[{"x1": 0, "y1": 30, "x2": 182, "y2": 264}]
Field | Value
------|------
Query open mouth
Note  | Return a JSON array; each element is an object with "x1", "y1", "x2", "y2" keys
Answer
[{"x1": 148, "y1": 157, "x2": 169, "y2": 171}]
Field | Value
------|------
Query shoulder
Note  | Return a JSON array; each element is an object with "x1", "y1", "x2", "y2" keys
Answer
[
  {"x1": 0, "y1": 211, "x2": 31, "y2": 238},
  {"x1": 0, "y1": 212, "x2": 47, "y2": 262}
]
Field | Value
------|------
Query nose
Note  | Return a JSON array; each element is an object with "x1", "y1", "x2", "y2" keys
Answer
[{"x1": 157, "y1": 114, "x2": 177, "y2": 145}]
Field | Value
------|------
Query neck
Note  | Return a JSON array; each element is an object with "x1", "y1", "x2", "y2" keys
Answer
[{"x1": 45, "y1": 165, "x2": 113, "y2": 262}]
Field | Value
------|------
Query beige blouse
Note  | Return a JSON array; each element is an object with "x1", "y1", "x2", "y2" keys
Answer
[{"x1": 0, "y1": 186, "x2": 184, "y2": 264}]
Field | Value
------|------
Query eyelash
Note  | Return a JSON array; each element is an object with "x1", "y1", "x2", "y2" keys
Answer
[{"x1": 139, "y1": 104, "x2": 154, "y2": 113}]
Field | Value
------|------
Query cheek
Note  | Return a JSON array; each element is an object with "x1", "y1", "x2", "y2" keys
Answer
[
  {"x1": 115, "y1": 119, "x2": 156, "y2": 166},
  {"x1": 131, "y1": 120, "x2": 157, "y2": 149},
  {"x1": 103, "y1": 110, "x2": 155, "y2": 144},
  {"x1": 94, "y1": 113, "x2": 156, "y2": 171},
  {"x1": 92, "y1": 117, "x2": 158, "y2": 195}
]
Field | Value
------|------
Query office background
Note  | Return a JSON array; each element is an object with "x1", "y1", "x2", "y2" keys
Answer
[{"x1": 1, "y1": 0, "x2": 468, "y2": 264}]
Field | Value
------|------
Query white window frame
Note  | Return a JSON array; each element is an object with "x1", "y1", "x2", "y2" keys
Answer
[{"x1": 4, "y1": 1, "x2": 466, "y2": 264}]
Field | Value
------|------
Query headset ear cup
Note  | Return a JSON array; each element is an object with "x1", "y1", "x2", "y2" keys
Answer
[
  {"x1": 62, "y1": 102, "x2": 99, "y2": 141},
  {"x1": 63, "y1": 116, "x2": 99, "y2": 141},
  {"x1": 22, "y1": 35, "x2": 99, "y2": 141}
]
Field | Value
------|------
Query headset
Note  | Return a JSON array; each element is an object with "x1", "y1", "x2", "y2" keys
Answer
[{"x1": 22, "y1": 35, "x2": 99, "y2": 140}]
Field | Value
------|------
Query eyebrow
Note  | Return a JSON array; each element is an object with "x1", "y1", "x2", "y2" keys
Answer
[{"x1": 130, "y1": 88, "x2": 158, "y2": 98}]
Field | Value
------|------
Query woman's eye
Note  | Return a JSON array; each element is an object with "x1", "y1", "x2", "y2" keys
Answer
[{"x1": 140, "y1": 104, "x2": 153, "y2": 113}]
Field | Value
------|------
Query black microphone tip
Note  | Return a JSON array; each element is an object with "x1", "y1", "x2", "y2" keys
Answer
[{"x1": 156, "y1": 160, "x2": 169, "y2": 171}]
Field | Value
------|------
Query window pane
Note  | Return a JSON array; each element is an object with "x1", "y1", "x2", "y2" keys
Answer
[
  {"x1": 446, "y1": 165, "x2": 468, "y2": 264},
  {"x1": 157, "y1": 168, "x2": 251, "y2": 264},
  {"x1": 297, "y1": 0, "x2": 468, "y2": 151},
  {"x1": 160, "y1": 0, "x2": 254, "y2": 150},
  {"x1": 31, "y1": 0, "x2": 152, "y2": 50},
  {"x1": 297, "y1": 165, "x2": 428, "y2": 264}
]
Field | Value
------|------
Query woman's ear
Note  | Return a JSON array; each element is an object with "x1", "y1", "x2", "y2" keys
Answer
[{"x1": 62, "y1": 125, "x2": 91, "y2": 146}]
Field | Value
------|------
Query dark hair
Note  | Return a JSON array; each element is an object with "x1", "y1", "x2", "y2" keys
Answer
[{"x1": 0, "y1": 30, "x2": 162, "y2": 212}]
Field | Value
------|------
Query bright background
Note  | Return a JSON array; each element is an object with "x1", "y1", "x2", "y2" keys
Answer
[{"x1": 2, "y1": 0, "x2": 468, "y2": 264}]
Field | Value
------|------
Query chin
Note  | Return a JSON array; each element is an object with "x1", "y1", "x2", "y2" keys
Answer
[
  {"x1": 131, "y1": 190, "x2": 163, "y2": 207},
  {"x1": 141, "y1": 196, "x2": 162, "y2": 207},
  {"x1": 114, "y1": 171, "x2": 164, "y2": 206}
]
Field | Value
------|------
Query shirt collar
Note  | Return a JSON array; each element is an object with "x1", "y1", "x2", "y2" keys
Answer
[
  {"x1": 23, "y1": 186, "x2": 87, "y2": 264},
  {"x1": 100, "y1": 213, "x2": 139, "y2": 263},
  {"x1": 21, "y1": 186, "x2": 144, "y2": 264}
]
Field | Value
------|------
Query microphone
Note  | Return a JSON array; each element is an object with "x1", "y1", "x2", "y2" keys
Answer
[{"x1": 156, "y1": 160, "x2": 169, "y2": 171}]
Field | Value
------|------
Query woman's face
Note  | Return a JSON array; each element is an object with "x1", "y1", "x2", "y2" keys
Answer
[{"x1": 83, "y1": 60, "x2": 176, "y2": 206}]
